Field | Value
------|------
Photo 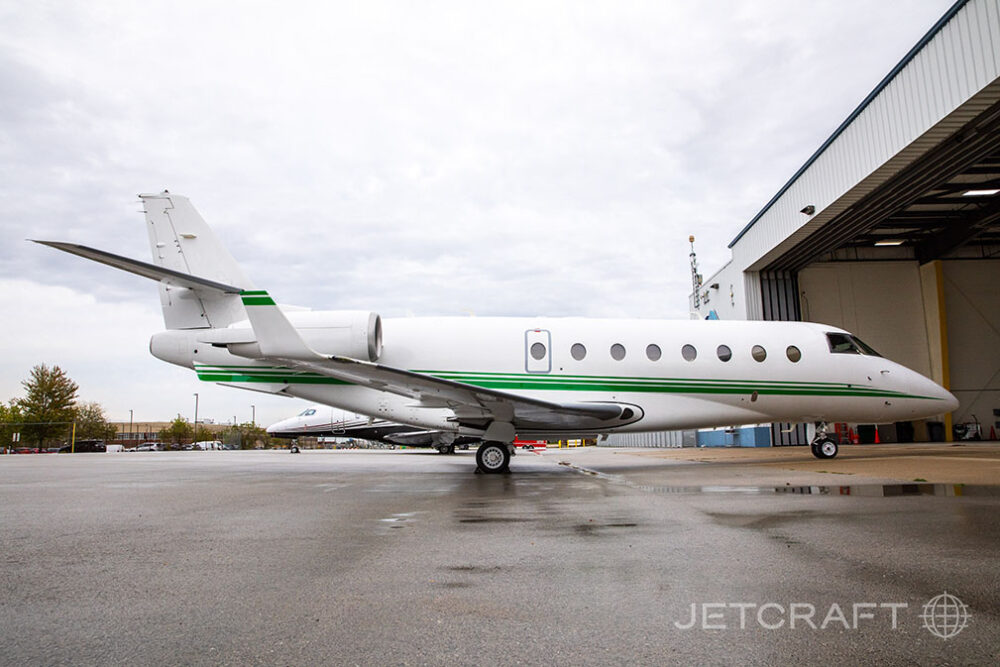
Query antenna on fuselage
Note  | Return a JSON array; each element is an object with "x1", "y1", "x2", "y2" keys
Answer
[{"x1": 689, "y1": 235, "x2": 702, "y2": 310}]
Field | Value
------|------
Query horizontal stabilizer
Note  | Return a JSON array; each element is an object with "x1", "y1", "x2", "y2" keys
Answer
[{"x1": 33, "y1": 241, "x2": 244, "y2": 294}]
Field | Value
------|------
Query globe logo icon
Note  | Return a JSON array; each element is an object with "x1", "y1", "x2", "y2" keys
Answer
[{"x1": 920, "y1": 592, "x2": 970, "y2": 639}]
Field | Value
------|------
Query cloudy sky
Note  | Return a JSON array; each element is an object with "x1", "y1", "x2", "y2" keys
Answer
[{"x1": 0, "y1": 0, "x2": 955, "y2": 428}]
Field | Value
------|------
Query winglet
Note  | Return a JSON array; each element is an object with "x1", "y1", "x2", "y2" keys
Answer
[{"x1": 240, "y1": 290, "x2": 318, "y2": 359}]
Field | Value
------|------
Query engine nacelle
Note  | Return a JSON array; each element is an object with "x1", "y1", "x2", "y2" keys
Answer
[
  {"x1": 150, "y1": 310, "x2": 383, "y2": 367},
  {"x1": 295, "y1": 310, "x2": 383, "y2": 361}
]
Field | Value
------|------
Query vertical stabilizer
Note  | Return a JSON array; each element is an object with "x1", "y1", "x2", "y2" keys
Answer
[{"x1": 140, "y1": 191, "x2": 254, "y2": 329}]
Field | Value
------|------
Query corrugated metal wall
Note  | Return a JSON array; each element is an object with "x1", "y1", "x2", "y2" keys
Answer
[
  {"x1": 600, "y1": 430, "x2": 695, "y2": 447},
  {"x1": 731, "y1": 0, "x2": 1000, "y2": 273}
]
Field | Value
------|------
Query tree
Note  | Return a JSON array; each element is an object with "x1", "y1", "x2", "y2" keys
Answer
[
  {"x1": 75, "y1": 402, "x2": 118, "y2": 441},
  {"x1": 18, "y1": 364, "x2": 78, "y2": 446},
  {"x1": 0, "y1": 400, "x2": 25, "y2": 450},
  {"x1": 193, "y1": 425, "x2": 214, "y2": 443},
  {"x1": 161, "y1": 415, "x2": 193, "y2": 444},
  {"x1": 221, "y1": 422, "x2": 271, "y2": 449}
]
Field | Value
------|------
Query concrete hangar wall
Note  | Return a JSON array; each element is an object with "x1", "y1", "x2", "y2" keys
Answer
[{"x1": 692, "y1": 0, "x2": 1000, "y2": 444}]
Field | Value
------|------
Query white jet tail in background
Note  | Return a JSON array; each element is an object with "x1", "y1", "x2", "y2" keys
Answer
[{"x1": 140, "y1": 191, "x2": 254, "y2": 330}]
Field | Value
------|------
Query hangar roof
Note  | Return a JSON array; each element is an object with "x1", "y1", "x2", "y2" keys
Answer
[{"x1": 727, "y1": 0, "x2": 1000, "y2": 273}]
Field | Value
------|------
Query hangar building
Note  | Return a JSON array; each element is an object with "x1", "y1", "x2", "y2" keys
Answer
[{"x1": 690, "y1": 0, "x2": 1000, "y2": 445}]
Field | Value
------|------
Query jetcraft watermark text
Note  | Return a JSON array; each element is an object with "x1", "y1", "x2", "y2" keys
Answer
[
  {"x1": 674, "y1": 602, "x2": 908, "y2": 631},
  {"x1": 673, "y1": 593, "x2": 970, "y2": 639}
]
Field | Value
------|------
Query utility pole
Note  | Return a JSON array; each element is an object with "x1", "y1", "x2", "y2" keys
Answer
[
  {"x1": 193, "y1": 393, "x2": 199, "y2": 442},
  {"x1": 251, "y1": 405, "x2": 256, "y2": 428},
  {"x1": 128, "y1": 409, "x2": 133, "y2": 443},
  {"x1": 689, "y1": 235, "x2": 702, "y2": 311}
]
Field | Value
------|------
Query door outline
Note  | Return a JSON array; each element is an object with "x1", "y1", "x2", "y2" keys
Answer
[{"x1": 524, "y1": 329, "x2": 552, "y2": 374}]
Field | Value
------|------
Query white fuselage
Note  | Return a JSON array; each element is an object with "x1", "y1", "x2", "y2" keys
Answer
[{"x1": 151, "y1": 314, "x2": 957, "y2": 439}]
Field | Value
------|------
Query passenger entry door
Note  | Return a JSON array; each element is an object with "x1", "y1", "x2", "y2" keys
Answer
[{"x1": 525, "y1": 329, "x2": 552, "y2": 373}]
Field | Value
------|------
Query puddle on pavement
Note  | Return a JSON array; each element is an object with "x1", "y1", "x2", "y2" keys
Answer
[
  {"x1": 557, "y1": 461, "x2": 998, "y2": 498},
  {"x1": 630, "y1": 482, "x2": 1000, "y2": 497}
]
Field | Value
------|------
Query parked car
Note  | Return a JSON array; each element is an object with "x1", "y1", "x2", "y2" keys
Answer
[
  {"x1": 135, "y1": 442, "x2": 161, "y2": 451},
  {"x1": 58, "y1": 440, "x2": 107, "y2": 453}
]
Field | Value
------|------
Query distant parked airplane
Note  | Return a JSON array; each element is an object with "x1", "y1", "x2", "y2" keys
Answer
[
  {"x1": 266, "y1": 405, "x2": 474, "y2": 454},
  {"x1": 37, "y1": 192, "x2": 958, "y2": 473}
]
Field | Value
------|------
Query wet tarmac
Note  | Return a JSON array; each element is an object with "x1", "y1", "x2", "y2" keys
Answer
[{"x1": 1, "y1": 448, "x2": 998, "y2": 664}]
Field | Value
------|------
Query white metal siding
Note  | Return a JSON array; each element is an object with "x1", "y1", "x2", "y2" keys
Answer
[{"x1": 730, "y1": 0, "x2": 1000, "y2": 273}]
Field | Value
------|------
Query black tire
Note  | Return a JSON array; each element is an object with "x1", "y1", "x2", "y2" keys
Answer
[
  {"x1": 815, "y1": 438, "x2": 838, "y2": 459},
  {"x1": 290, "y1": 445, "x2": 300, "y2": 454},
  {"x1": 476, "y1": 442, "x2": 510, "y2": 473},
  {"x1": 810, "y1": 443, "x2": 822, "y2": 459},
  {"x1": 438, "y1": 445, "x2": 449, "y2": 454}
]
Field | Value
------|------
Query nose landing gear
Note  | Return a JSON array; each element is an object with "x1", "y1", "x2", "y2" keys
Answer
[{"x1": 810, "y1": 422, "x2": 839, "y2": 459}]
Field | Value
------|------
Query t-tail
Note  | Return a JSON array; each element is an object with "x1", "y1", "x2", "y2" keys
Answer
[{"x1": 34, "y1": 191, "x2": 253, "y2": 330}]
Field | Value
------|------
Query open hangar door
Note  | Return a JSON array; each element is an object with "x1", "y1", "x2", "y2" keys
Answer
[{"x1": 764, "y1": 99, "x2": 1000, "y2": 443}]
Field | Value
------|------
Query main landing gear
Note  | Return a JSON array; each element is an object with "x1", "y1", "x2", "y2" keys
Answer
[
  {"x1": 437, "y1": 444, "x2": 456, "y2": 455},
  {"x1": 476, "y1": 441, "x2": 513, "y2": 474},
  {"x1": 810, "y1": 422, "x2": 838, "y2": 459}
]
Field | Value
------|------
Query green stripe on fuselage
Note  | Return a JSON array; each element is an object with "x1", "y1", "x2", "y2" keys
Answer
[{"x1": 193, "y1": 364, "x2": 939, "y2": 400}]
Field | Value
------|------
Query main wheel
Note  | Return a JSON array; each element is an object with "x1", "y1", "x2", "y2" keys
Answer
[
  {"x1": 815, "y1": 438, "x2": 838, "y2": 459},
  {"x1": 810, "y1": 442, "x2": 822, "y2": 459},
  {"x1": 476, "y1": 442, "x2": 510, "y2": 473}
]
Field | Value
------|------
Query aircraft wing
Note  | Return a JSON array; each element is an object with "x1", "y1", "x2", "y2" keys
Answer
[
  {"x1": 291, "y1": 354, "x2": 632, "y2": 429},
  {"x1": 238, "y1": 290, "x2": 641, "y2": 433}
]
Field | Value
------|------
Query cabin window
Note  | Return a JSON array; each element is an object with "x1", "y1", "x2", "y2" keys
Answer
[
  {"x1": 610, "y1": 343, "x2": 626, "y2": 361},
  {"x1": 786, "y1": 345, "x2": 801, "y2": 362},
  {"x1": 751, "y1": 345, "x2": 767, "y2": 362},
  {"x1": 646, "y1": 344, "x2": 662, "y2": 361},
  {"x1": 717, "y1": 345, "x2": 732, "y2": 362},
  {"x1": 298, "y1": 408, "x2": 316, "y2": 416},
  {"x1": 681, "y1": 344, "x2": 697, "y2": 361},
  {"x1": 530, "y1": 342, "x2": 547, "y2": 360},
  {"x1": 571, "y1": 343, "x2": 587, "y2": 361},
  {"x1": 826, "y1": 332, "x2": 882, "y2": 357}
]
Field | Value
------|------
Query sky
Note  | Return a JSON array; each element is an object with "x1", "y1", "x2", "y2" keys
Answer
[{"x1": 0, "y1": 0, "x2": 957, "y2": 429}]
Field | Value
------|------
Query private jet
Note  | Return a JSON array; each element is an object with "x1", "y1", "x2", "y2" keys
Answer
[{"x1": 36, "y1": 192, "x2": 958, "y2": 473}]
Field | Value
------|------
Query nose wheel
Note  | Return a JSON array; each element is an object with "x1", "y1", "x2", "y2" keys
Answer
[{"x1": 810, "y1": 437, "x2": 838, "y2": 459}]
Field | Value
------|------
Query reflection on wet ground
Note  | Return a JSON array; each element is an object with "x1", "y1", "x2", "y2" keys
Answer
[
  {"x1": 556, "y1": 458, "x2": 1000, "y2": 497},
  {"x1": 637, "y1": 483, "x2": 1000, "y2": 497}
]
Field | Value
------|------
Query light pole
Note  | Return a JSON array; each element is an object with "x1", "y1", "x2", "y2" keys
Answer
[
  {"x1": 251, "y1": 405, "x2": 256, "y2": 428},
  {"x1": 193, "y1": 393, "x2": 199, "y2": 441},
  {"x1": 128, "y1": 409, "x2": 133, "y2": 442}
]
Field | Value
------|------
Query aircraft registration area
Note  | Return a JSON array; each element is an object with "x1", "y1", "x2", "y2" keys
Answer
[{"x1": 4, "y1": 2, "x2": 999, "y2": 664}]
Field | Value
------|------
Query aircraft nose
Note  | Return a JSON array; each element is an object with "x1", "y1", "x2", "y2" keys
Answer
[
  {"x1": 918, "y1": 373, "x2": 959, "y2": 413},
  {"x1": 941, "y1": 387, "x2": 960, "y2": 414}
]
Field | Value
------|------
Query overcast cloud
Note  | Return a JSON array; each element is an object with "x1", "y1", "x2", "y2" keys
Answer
[{"x1": 0, "y1": 0, "x2": 955, "y2": 427}]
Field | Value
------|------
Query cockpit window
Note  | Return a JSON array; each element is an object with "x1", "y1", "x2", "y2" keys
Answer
[
  {"x1": 826, "y1": 333, "x2": 882, "y2": 357},
  {"x1": 298, "y1": 408, "x2": 317, "y2": 416}
]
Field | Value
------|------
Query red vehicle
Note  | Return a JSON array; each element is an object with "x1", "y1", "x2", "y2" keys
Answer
[{"x1": 514, "y1": 439, "x2": 547, "y2": 450}]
